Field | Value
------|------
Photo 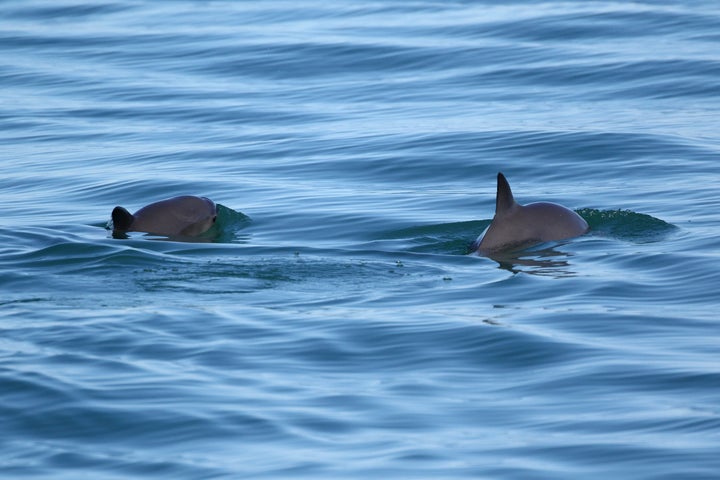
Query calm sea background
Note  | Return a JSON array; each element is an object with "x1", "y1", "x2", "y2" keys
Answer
[{"x1": 2, "y1": 1, "x2": 719, "y2": 479}]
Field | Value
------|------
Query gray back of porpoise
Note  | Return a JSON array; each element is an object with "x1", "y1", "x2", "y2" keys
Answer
[
  {"x1": 112, "y1": 196, "x2": 217, "y2": 237},
  {"x1": 472, "y1": 173, "x2": 588, "y2": 254}
]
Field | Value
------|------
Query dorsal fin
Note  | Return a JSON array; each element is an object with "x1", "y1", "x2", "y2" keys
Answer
[
  {"x1": 111, "y1": 206, "x2": 134, "y2": 231},
  {"x1": 495, "y1": 172, "x2": 516, "y2": 215}
]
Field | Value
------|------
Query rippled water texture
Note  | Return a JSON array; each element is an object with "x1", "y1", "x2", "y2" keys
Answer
[{"x1": 2, "y1": 1, "x2": 720, "y2": 479}]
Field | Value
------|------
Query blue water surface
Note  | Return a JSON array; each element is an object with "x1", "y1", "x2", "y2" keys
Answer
[{"x1": 2, "y1": 1, "x2": 720, "y2": 479}]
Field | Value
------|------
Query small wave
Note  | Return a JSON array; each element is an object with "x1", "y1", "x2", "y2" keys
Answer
[
  {"x1": 578, "y1": 208, "x2": 677, "y2": 242},
  {"x1": 213, "y1": 204, "x2": 252, "y2": 243},
  {"x1": 374, "y1": 220, "x2": 486, "y2": 255}
]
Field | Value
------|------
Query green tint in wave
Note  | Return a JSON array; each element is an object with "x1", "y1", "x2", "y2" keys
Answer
[{"x1": 577, "y1": 209, "x2": 676, "y2": 242}]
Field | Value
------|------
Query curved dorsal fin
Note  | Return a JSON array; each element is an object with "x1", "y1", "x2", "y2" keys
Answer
[
  {"x1": 111, "y1": 206, "x2": 135, "y2": 231},
  {"x1": 495, "y1": 172, "x2": 516, "y2": 215}
]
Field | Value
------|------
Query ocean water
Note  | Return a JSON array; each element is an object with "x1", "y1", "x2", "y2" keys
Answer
[{"x1": 1, "y1": 1, "x2": 719, "y2": 478}]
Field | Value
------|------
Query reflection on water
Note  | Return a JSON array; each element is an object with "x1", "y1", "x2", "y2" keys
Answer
[{"x1": 487, "y1": 244, "x2": 578, "y2": 277}]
